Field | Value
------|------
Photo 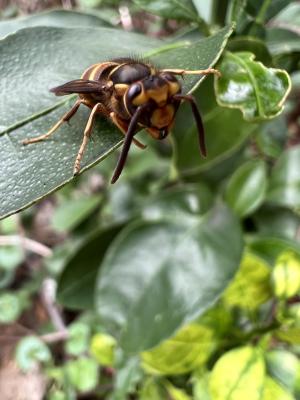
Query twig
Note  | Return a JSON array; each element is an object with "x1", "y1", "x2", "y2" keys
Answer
[
  {"x1": 41, "y1": 330, "x2": 69, "y2": 344},
  {"x1": 0, "y1": 235, "x2": 52, "y2": 257},
  {"x1": 40, "y1": 279, "x2": 67, "y2": 333}
]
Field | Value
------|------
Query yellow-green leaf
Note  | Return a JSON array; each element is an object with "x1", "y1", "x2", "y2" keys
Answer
[
  {"x1": 90, "y1": 333, "x2": 116, "y2": 366},
  {"x1": 272, "y1": 250, "x2": 300, "y2": 299},
  {"x1": 142, "y1": 322, "x2": 216, "y2": 375},
  {"x1": 223, "y1": 252, "x2": 272, "y2": 310},
  {"x1": 262, "y1": 377, "x2": 295, "y2": 400},
  {"x1": 209, "y1": 346, "x2": 265, "y2": 400}
]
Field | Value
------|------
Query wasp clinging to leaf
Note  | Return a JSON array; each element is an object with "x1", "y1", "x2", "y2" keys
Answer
[{"x1": 23, "y1": 58, "x2": 220, "y2": 183}]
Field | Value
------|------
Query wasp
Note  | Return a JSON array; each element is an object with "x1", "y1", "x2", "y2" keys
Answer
[{"x1": 23, "y1": 58, "x2": 220, "y2": 183}]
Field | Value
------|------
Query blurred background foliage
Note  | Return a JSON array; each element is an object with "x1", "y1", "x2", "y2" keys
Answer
[{"x1": 0, "y1": 0, "x2": 300, "y2": 399}]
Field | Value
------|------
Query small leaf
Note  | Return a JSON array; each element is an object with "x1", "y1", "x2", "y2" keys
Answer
[
  {"x1": 223, "y1": 252, "x2": 272, "y2": 310},
  {"x1": 276, "y1": 327, "x2": 300, "y2": 345},
  {"x1": 65, "y1": 357, "x2": 98, "y2": 393},
  {"x1": 215, "y1": 51, "x2": 291, "y2": 121},
  {"x1": 90, "y1": 333, "x2": 116, "y2": 366},
  {"x1": 164, "y1": 381, "x2": 192, "y2": 400},
  {"x1": 0, "y1": 245, "x2": 24, "y2": 271},
  {"x1": 210, "y1": 346, "x2": 265, "y2": 400},
  {"x1": 225, "y1": 160, "x2": 267, "y2": 217},
  {"x1": 96, "y1": 202, "x2": 243, "y2": 352},
  {"x1": 65, "y1": 322, "x2": 90, "y2": 356},
  {"x1": 142, "y1": 322, "x2": 217, "y2": 375},
  {"x1": 112, "y1": 357, "x2": 142, "y2": 400},
  {"x1": 272, "y1": 250, "x2": 300, "y2": 299},
  {"x1": 267, "y1": 145, "x2": 300, "y2": 209},
  {"x1": 16, "y1": 336, "x2": 51, "y2": 372},
  {"x1": 52, "y1": 195, "x2": 101, "y2": 232},
  {"x1": 0, "y1": 292, "x2": 22, "y2": 323}
]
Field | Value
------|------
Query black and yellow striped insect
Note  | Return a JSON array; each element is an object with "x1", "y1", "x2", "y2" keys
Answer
[{"x1": 23, "y1": 58, "x2": 220, "y2": 183}]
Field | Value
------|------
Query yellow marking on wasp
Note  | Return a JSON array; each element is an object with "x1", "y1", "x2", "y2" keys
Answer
[
  {"x1": 114, "y1": 83, "x2": 129, "y2": 96},
  {"x1": 151, "y1": 105, "x2": 175, "y2": 129},
  {"x1": 168, "y1": 81, "x2": 180, "y2": 95},
  {"x1": 133, "y1": 85, "x2": 169, "y2": 107}
]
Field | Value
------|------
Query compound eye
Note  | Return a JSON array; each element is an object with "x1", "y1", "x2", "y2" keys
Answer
[
  {"x1": 127, "y1": 83, "x2": 142, "y2": 101},
  {"x1": 161, "y1": 73, "x2": 177, "y2": 82}
]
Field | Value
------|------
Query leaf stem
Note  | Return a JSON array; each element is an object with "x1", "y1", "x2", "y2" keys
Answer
[{"x1": 256, "y1": 0, "x2": 272, "y2": 24}]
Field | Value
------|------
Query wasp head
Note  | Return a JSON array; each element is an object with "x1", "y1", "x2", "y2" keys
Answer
[{"x1": 124, "y1": 72, "x2": 181, "y2": 139}]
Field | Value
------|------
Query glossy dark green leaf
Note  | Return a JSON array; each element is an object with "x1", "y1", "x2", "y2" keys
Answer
[
  {"x1": 173, "y1": 77, "x2": 256, "y2": 175},
  {"x1": 215, "y1": 51, "x2": 291, "y2": 121},
  {"x1": 0, "y1": 25, "x2": 233, "y2": 219},
  {"x1": 267, "y1": 145, "x2": 300, "y2": 209},
  {"x1": 228, "y1": 37, "x2": 272, "y2": 65},
  {"x1": 0, "y1": 9, "x2": 108, "y2": 38},
  {"x1": 57, "y1": 224, "x2": 123, "y2": 310},
  {"x1": 225, "y1": 160, "x2": 267, "y2": 217},
  {"x1": 96, "y1": 202, "x2": 243, "y2": 352},
  {"x1": 271, "y1": 2, "x2": 300, "y2": 33}
]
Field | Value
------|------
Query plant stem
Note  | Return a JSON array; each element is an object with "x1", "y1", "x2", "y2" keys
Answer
[{"x1": 256, "y1": 0, "x2": 272, "y2": 24}]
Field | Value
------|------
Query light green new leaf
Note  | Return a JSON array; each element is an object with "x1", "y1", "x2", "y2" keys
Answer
[
  {"x1": 215, "y1": 51, "x2": 291, "y2": 121},
  {"x1": 225, "y1": 160, "x2": 267, "y2": 217},
  {"x1": 0, "y1": 25, "x2": 233, "y2": 219},
  {"x1": 16, "y1": 336, "x2": 51, "y2": 372},
  {"x1": 96, "y1": 202, "x2": 243, "y2": 352},
  {"x1": 210, "y1": 346, "x2": 265, "y2": 400}
]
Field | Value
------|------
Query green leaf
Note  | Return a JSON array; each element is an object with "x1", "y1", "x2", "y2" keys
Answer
[
  {"x1": 248, "y1": 235, "x2": 300, "y2": 265},
  {"x1": 215, "y1": 51, "x2": 291, "y2": 121},
  {"x1": 276, "y1": 327, "x2": 300, "y2": 345},
  {"x1": 0, "y1": 25, "x2": 233, "y2": 219},
  {"x1": 112, "y1": 357, "x2": 142, "y2": 400},
  {"x1": 266, "y1": 350, "x2": 300, "y2": 394},
  {"x1": 65, "y1": 357, "x2": 98, "y2": 393},
  {"x1": 51, "y1": 195, "x2": 101, "y2": 232},
  {"x1": 0, "y1": 292, "x2": 22, "y2": 323},
  {"x1": 0, "y1": 245, "x2": 24, "y2": 271},
  {"x1": 225, "y1": 160, "x2": 267, "y2": 217},
  {"x1": 266, "y1": 28, "x2": 300, "y2": 56},
  {"x1": 133, "y1": 0, "x2": 199, "y2": 22},
  {"x1": 262, "y1": 377, "x2": 295, "y2": 400},
  {"x1": 0, "y1": 9, "x2": 108, "y2": 38},
  {"x1": 267, "y1": 145, "x2": 300, "y2": 209},
  {"x1": 272, "y1": 250, "x2": 300, "y2": 299},
  {"x1": 57, "y1": 224, "x2": 123, "y2": 310},
  {"x1": 142, "y1": 322, "x2": 217, "y2": 375},
  {"x1": 173, "y1": 76, "x2": 256, "y2": 175},
  {"x1": 193, "y1": 371, "x2": 211, "y2": 400},
  {"x1": 96, "y1": 202, "x2": 243, "y2": 352},
  {"x1": 223, "y1": 252, "x2": 272, "y2": 310},
  {"x1": 90, "y1": 332, "x2": 116, "y2": 366},
  {"x1": 209, "y1": 346, "x2": 265, "y2": 400},
  {"x1": 164, "y1": 381, "x2": 192, "y2": 400},
  {"x1": 16, "y1": 336, "x2": 51, "y2": 372},
  {"x1": 65, "y1": 322, "x2": 90, "y2": 356}
]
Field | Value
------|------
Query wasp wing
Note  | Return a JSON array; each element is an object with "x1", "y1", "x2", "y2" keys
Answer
[{"x1": 50, "y1": 79, "x2": 104, "y2": 96}]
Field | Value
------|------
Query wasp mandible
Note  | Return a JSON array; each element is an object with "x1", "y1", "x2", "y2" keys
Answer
[{"x1": 23, "y1": 58, "x2": 220, "y2": 183}]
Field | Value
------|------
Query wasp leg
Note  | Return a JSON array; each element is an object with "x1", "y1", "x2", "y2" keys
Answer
[
  {"x1": 73, "y1": 103, "x2": 105, "y2": 176},
  {"x1": 174, "y1": 94, "x2": 206, "y2": 157},
  {"x1": 110, "y1": 112, "x2": 146, "y2": 150},
  {"x1": 111, "y1": 104, "x2": 149, "y2": 184},
  {"x1": 22, "y1": 99, "x2": 83, "y2": 145},
  {"x1": 162, "y1": 68, "x2": 221, "y2": 77}
]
